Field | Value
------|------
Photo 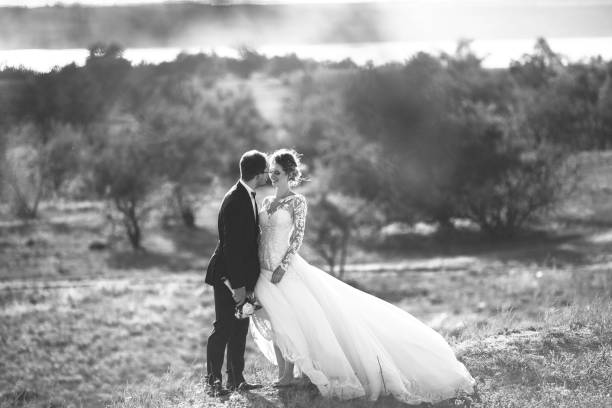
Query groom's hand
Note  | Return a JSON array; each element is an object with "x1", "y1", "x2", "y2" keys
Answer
[
  {"x1": 271, "y1": 266, "x2": 285, "y2": 284},
  {"x1": 232, "y1": 286, "x2": 246, "y2": 305}
]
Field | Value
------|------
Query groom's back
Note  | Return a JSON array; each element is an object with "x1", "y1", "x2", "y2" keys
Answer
[
  {"x1": 205, "y1": 184, "x2": 238, "y2": 286},
  {"x1": 217, "y1": 184, "x2": 239, "y2": 239},
  {"x1": 205, "y1": 183, "x2": 260, "y2": 291}
]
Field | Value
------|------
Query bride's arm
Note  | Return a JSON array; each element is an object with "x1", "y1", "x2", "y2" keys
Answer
[{"x1": 271, "y1": 195, "x2": 307, "y2": 284}]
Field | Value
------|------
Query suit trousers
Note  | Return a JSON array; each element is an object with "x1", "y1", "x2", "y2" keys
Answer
[{"x1": 206, "y1": 283, "x2": 250, "y2": 386}]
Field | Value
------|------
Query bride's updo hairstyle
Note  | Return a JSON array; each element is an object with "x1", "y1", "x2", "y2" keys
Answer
[{"x1": 270, "y1": 148, "x2": 304, "y2": 187}]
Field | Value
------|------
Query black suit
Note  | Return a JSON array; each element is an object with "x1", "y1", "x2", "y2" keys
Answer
[{"x1": 205, "y1": 181, "x2": 260, "y2": 387}]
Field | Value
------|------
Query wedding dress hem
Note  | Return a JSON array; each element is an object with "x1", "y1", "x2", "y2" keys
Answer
[{"x1": 251, "y1": 194, "x2": 475, "y2": 403}]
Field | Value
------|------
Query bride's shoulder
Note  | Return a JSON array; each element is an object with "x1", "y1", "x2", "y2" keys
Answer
[{"x1": 291, "y1": 193, "x2": 307, "y2": 205}]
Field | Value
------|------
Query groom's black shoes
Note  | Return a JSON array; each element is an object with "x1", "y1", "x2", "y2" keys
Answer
[{"x1": 207, "y1": 380, "x2": 230, "y2": 397}]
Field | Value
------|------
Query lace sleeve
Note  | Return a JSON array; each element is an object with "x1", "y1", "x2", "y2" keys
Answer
[{"x1": 278, "y1": 195, "x2": 307, "y2": 272}]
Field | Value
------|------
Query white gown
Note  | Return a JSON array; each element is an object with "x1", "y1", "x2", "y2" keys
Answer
[{"x1": 250, "y1": 194, "x2": 475, "y2": 404}]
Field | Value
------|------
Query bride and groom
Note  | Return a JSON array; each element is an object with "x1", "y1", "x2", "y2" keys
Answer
[{"x1": 204, "y1": 149, "x2": 475, "y2": 403}]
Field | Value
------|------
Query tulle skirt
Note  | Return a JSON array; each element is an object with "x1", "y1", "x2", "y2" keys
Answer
[{"x1": 250, "y1": 255, "x2": 475, "y2": 404}]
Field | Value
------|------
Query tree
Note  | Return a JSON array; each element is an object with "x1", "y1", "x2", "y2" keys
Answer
[
  {"x1": 509, "y1": 38, "x2": 563, "y2": 90},
  {"x1": 597, "y1": 62, "x2": 612, "y2": 147},
  {"x1": 307, "y1": 192, "x2": 376, "y2": 279},
  {"x1": 41, "y1": 123, "x2": 82, "y2": 195},
  {"x1": 1, "y1": 121, "x2": 84, "y2": 219},
  {"x1": 267, "y1": 53, "x2": 305, "y2": 77},
  {"x1": 344, "y1": 53, "x2": 468, "y2": 226},
  {"x1": 446, "y1": 99, "x2": 567, "y2": 236},
  {"x1": 0, "y1": 130, "x2": 6, "y2": 200},
  {"x1": 3, "y1": 123, "x2": 45, "y2": 219},
  {"x1": 15, "y1": 44, "x2": 131, "y2": 129},
  {"x1": 4, "y1": 146, "x2": 42, "y2": 219},
  {"x1": 228, "y1": 47, "x2": 267, "y2": 78},
  {"x1": 307, "y1": 194, "x2": 350, "y2": 277},
  {"x1": 90, "y1": 118, "x2": 157, "y2": 250},
  {"x1": 283, "y1": 70, "x2": 382, "y2": 275},
  {"x1": 135, "y1": 74, "x2": 272, "y2": 227},
  {"x1": 136, "y1": 77, "x2": 219, "y2": 228},
  {"x1": 507, "y1": 39, "x2": 610, "y2": 149},
  {"x1": 514, "y1": 65, "x2": 605, "y2": 150},
  {"x1": 459, "y1": 144, "x2": 573, "y2": 237},
  {"x1": 342, "y1": 43, "x2": 573, "y2": 237}
]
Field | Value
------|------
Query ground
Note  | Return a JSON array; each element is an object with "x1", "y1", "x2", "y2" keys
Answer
[{"x1": 1, "y1": 152, "x2": 612, "y2": 408}]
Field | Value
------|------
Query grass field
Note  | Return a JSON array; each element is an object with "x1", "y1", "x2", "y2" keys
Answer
[
  {"x1": 1, "y1": 153, "x2": 612, "y2": 408},
  {"x1": 2, "y1": 236, "x2": 611, "y2": 407}
]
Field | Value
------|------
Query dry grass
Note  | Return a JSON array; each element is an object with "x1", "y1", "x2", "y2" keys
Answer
[
  {"x1": 107, "y1": 300, "x2": 612, "y2": 408},
  {"x1": 2, "y1": 152, "x2": 612, "y2": 407},
  {"x1": 1, "y1": 246, "x2": 611, "y2": 407},
  {"x1": 0, "y1": 276, "x2": 209, "y2": 407}
]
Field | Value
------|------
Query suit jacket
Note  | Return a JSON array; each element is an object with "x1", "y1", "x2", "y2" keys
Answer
[{"x1": 205, "y1": 182, "x2": 260, "y2": 291}]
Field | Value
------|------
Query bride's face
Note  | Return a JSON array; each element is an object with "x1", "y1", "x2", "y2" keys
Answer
[
  {"x1": 255, "y1": 164, "x2": 269, "y2": 187},
  {"x1": 269, "y1": 162, "x2": 288, "y2": 188}
]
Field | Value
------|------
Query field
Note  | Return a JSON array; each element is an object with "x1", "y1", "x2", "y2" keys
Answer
[{"x1": 1, "y1": 153, "x2": 612, "y2": 408}]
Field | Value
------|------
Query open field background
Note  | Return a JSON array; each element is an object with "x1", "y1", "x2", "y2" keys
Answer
[{"x1": 1, "y1": 152, "x2": 612, "y2": 408}]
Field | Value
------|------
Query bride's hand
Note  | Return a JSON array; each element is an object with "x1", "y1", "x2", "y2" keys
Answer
[{"x1": 271, "y1": 266, "x2": 285, "y2": 284}]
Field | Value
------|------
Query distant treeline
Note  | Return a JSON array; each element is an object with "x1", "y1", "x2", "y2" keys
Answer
[
  {"x1": 0, "y1": 40, "x2": 611, "y2": 258},
  {"x1": 1, "y1": 2, "x2": 612, "y2": 49}
]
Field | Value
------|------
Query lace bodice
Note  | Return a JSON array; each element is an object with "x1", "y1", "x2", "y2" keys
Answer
[{"x1": 258, "y1": 194, "x2": 307, "y2": 272}]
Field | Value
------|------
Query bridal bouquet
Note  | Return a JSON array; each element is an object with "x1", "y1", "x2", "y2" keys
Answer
[
  {"x1": 235, "y1": 295, "x2": 263, "y2": 320},
  {"x1": 222, "y1": 278, "x2": 263, "y2": 319}
]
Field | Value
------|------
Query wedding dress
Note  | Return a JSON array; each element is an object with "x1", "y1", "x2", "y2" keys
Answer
[{"x1": 250, "y1": 194, "x2": 475, "y2": 404}]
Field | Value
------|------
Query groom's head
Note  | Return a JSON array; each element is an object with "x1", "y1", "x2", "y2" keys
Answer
[{"x1": 240, "y1": 150, "x2": 268, "y2": 187}]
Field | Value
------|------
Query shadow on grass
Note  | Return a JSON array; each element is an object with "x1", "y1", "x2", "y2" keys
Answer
[
  {"x1": 162, "y1": 225, "x2": 219, "y2": 257},
  {"x1": 246, "y1": 384, "x2": 468, "y2": 408},
  {"x1": 556, "y1": 215, "x2": 612, "y2": 230},
  {"x1": 104, "y1": 225, "x2": 219, "y2": 272},
  {"x1": 48, "y1": 221, "x2": 104, "y2": 235},
  {"x1": 106, "y1": 250, "x2": 199, "y2": 272},
  {"x1": 243, "y1": 391, "x2": 282, "y2": 408},
  {"x1": 369, "y1": 228, "x2": 591, "y2": 267},
  {"x1": 0, "y1": 220, "x2": 37, "y2": 235}
]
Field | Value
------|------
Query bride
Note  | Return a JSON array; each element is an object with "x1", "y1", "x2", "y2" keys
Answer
[{"x1": 250, "y1": 149, "x2": 475, "y2": 404}]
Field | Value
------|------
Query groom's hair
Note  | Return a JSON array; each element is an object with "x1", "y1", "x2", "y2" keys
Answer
[{"x1": 240, "y1": 150, "x2": 267, "y2": 181}]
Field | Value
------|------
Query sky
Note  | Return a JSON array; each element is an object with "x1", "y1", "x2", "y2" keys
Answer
[
  {"x1": 2, "y1": 0, "x2": 612, "y2": 6},
  {"x1": 0, "y1": 0, "x2": 610, "y2": 69}
]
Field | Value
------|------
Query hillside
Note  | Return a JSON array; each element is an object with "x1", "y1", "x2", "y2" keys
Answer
[{"x1": 1, "y1": 150, "x2": 612, "y2": 407}]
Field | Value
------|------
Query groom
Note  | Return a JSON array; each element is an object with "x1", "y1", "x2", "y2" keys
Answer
[{"x1": 205, "y1": 150, "x2": 268, "y2": 396}]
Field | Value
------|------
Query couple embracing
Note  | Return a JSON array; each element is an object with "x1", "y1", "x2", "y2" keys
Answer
[{"x1": 205, "y1": 149, "x2": 475, "y2": 404}]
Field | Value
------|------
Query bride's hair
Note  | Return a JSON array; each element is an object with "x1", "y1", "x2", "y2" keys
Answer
[{"x1": 269, "y1": 148, "x2": 304, "y2": 187}]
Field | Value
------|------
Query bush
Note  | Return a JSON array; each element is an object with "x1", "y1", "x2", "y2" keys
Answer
[
  {"x1": 460, "y1": 147, "x2": 573, "y2": 237},
  {"x1": 342, "y1": 45, "x2": 576, "y2": 236},
  {"x1": 4, "y1": 144, "x2": 42, "y2": 219},
  {"x1": 90, "y1": 121, "x2": 157, "y2": 250},
  {"x1": 306, "y1": 191, "x2": 377, "y2": 278},
  {"x1": 307, "y1": 194, "x2": 352, "y2": 277},
  {"x1": 267, "y1": 53, "x2": 305, "y2": 77},
  {"x1": 2, "y1": 124, "x2": 46, "y2": 219}
]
